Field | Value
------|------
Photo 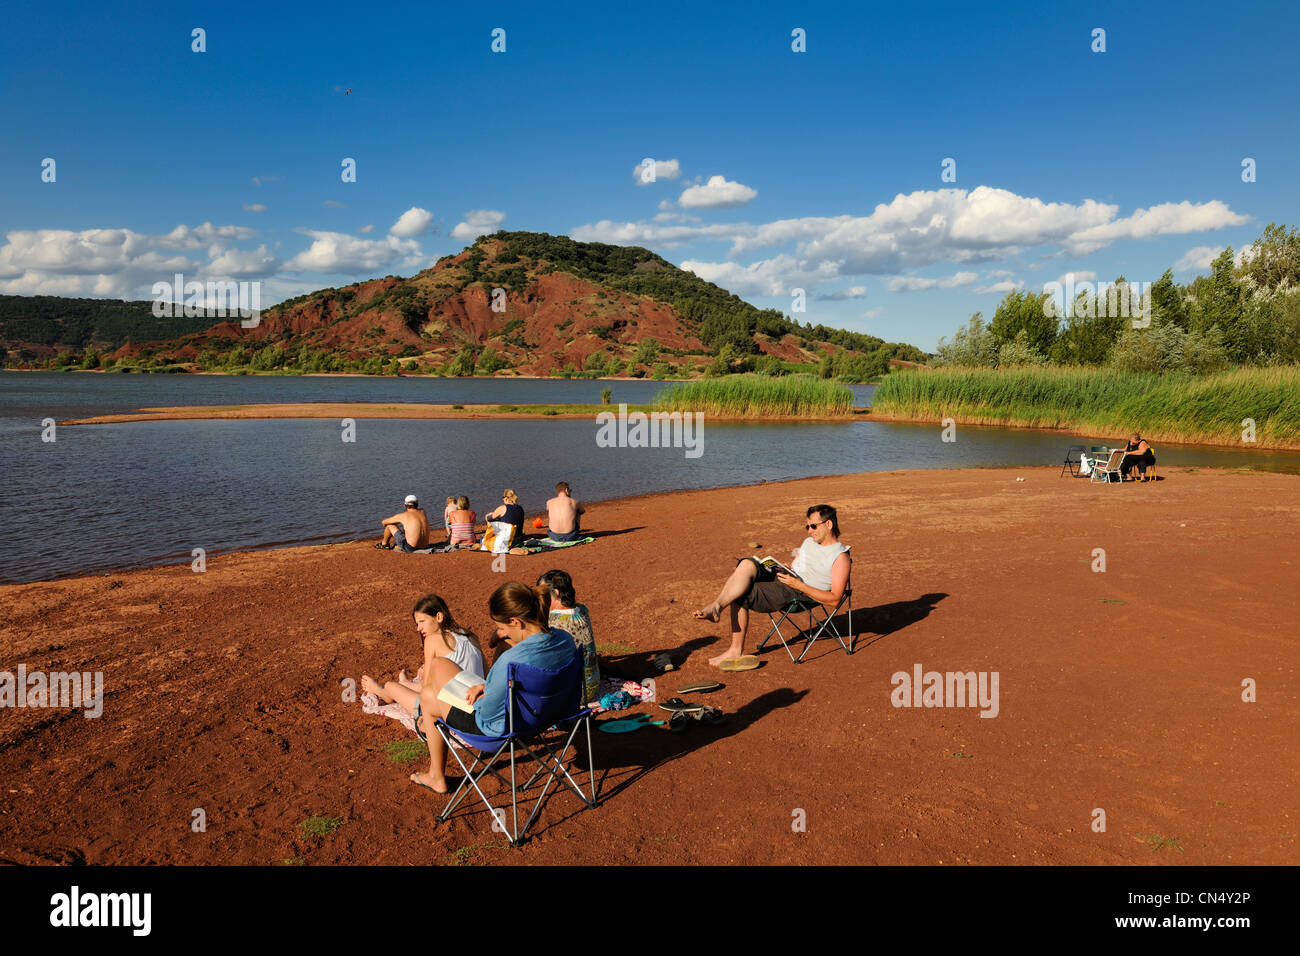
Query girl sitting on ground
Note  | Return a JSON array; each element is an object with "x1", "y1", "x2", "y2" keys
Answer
[
  {"x1": 365, "y1": 581, "x2": 580, "y2": 795},
  {"x1": 361, "y1": 594, "x2": 485, "y2": 789},
  {"x1": 538, "y1": 569, "x2": 601, "y2": 705}
]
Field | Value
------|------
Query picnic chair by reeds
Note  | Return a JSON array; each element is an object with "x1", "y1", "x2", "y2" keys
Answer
[
  {"x1": 1089, "y1": 449, "x2": 1126, "y2": 485},
  {"x1": 1061, "y1": 444, "x2": 1087, "y2": 477},
  {"x1": 755, "y1": 552, "x2": 853, "y2": 663},
  {"x1": 433, "y1": 654, "x2": 596, "y2": 846}
]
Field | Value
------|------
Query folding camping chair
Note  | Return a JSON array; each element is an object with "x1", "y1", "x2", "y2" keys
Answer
[
  {"x1": 1089, "y1": 449, "x2": 1126, "y2": 484},
  {"x1": 1061, "y1": 444, "x2": 1087, "y2": 477},
  {"x1": 433, "y1": 655, "x2": 597, "y2": 845},
  {"x1": 755, "y1": 552, "x2": 853, "y2": 663}
]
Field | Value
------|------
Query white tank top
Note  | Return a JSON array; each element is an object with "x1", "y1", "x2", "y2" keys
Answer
[{"x1": 792, "y1": 538, "x2": 849, "y2": 591}]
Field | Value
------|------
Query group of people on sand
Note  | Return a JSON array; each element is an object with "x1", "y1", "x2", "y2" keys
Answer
[
  {"x1": 362, "y1": 571, "x2": 601, "y2": 794},
  {"x1": 377, "y1": 482, "x2": 586, "y2": 552},
  {"x1": 362, "y1": 500, "x2": 849, "y2": 796}
]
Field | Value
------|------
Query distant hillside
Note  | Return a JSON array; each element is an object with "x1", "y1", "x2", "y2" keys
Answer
[
  {"x1": 3, "y1": 232, "x2": 929, "y2": 380},
  {"x1": 0, "y1": 295, "x2": 215, "y2": 360}
]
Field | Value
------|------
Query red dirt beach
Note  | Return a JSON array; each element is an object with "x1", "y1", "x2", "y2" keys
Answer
[{"x1": 0, "y1": 467, "x2": 1296, "y2": 865}]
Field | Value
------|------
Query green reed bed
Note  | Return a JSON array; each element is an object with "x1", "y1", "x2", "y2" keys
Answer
[
  {"x1": 653, "y1": 374, "x2": 856, "y2": 417},
  {"x1": 871, "y1": 366, "x2": 1300, "y2": 448}
]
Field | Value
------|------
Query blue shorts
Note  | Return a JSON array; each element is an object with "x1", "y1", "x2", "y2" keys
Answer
[{"x1": 549, "y1": 528, "x2": 582, "y2": 542}]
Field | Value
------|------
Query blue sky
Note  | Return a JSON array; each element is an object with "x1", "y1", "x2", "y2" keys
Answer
[{"x1": 1, "y1": 0, "x2": 1295, "y2": 350}]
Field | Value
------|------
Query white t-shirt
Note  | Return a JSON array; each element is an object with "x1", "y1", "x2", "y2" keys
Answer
[
  {"x1": 790, "y1": 538, "x2": 849, "y2": 592},
  {"x1": 448, "y1": 631, "x2": 485, "y2": 679}
]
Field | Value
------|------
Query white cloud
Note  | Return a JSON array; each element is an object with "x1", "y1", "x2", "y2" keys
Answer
[
  {"x1": 389, "y1": 206, "x2": 434, "y2": 238},
  {"x1": 283, "y1": 230, "x2": 425, "y2": 273},
  {"x1": 973, "y1": 279, "x2": 1026, "y2": 295},
  {"x1": 323, "y1": 200, "x2": 346, "y2": 208},
  {"x1": 358, "y1": 225, "x2": 374, "y2": 234},
  {"x1": 450, "y1": 210, "x2": 506, "y2": 240},
  {"x1": 678, "y1": 175, "x2": 758, "y2": 209},
  {"x1": 208, "y1": 244, "x2": 281, "y2": 278},
  {"x1": 250, "y1": 176, "x2": 281, "y2": 187},
  {"x1": 861, "y1": 307, "x2": 883, "y2": 319},
  {"x1": 242, "y1": 203, "x2": 267, "y2": 214},
  {"x1": 633, "y1": 159, "x2": 681, "y2": 185},
  {"x1": 1066, "y1": 201, "x2": 1249, "y2": 255},
  {"x1": 886, "y1": 271, "x2": 979, "y2": 292},
  {"x1": 1055, "y1": 269, "x2": 1096, "y2": 285},
  {"x1": 819, "y1": 286, "x2": 868, "y2": 300},
  {"x1": 574, "y1": 186, "x2": 1247, "y2": 301},
  {"x1": 680, "y1": 254, "x2": 840, "y2": 297}
]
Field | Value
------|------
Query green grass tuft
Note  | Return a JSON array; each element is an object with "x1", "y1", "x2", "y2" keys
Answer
[
  {"x1": 654, "y1": 373, "x2": 855, "y2": 417},
  {"x1": 383, "y1": 740, "x2": 429, "y2": 764},
  {"x1": 872, "y1": 366, "x2": 1300, "y2": 448},
  {"x1": 298, "y1": 815, "x2": 344, "y2": 839}
]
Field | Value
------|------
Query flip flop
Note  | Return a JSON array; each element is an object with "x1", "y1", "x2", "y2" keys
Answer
[
  {"x1": 718, "y1": 656, "x2": 761, "y2": 672},
  {"x1": 598, "y1": 715, "x2": 666, "y2": 734},
  {"x1": 669, "y1": 711, "x2": 693, "y2": 734},
  {"x1": 696, "y1": 706, "x2": 726, "y2": 726},
  {"x1": 677, "y1": 680, "x2": 724, "y2": 694},
  {"x1": 658, "y1": 697, "x2": 705, "y2": 714},
  {"x1": 653, "y1": 652, "x2": 675, "y2": 673}
]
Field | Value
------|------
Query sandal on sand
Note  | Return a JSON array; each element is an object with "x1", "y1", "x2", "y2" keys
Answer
[
  {"x1": 697, "y1": 706, "x2": 726, "y2": 726},
  {"x1": 677, "y1": 680, "x2": 724, "y2": 694},
  {"x1": 658, "y1": 697, "x2": 705, "y2": 714},
  {"x1": 718, "y1": 655, "x2": 761, "y2": 672},
  {"x1": 669, "y1": 711, "x2": 693, "y2": 734}
]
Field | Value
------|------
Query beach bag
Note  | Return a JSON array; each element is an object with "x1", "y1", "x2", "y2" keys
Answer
[{"x1": 481, "y1": 521, "x2": 513, "y2": 554}]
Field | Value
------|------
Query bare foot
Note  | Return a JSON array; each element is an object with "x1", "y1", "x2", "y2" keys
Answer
[
  {"x1": 693, "y1": 602, "x2": 722, "y2": 623},
  {"x1": 360, "y1": 674, "x2": 383, "y2": 696},
  {"x1": 708, "y1": 643, "x2": 744, "y2": 666},
  {"x1": 410, "y1": 771, "x2": 448, "y2": 794}
]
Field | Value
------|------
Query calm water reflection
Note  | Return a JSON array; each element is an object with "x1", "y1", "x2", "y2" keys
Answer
[{"x1": 1, "y1": 373, "x2": 1295, "y2": 583}]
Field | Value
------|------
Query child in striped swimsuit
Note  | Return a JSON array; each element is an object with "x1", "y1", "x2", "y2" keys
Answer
[{"x1": 448, "y1": 495, "x2": 478, "y2": 549}]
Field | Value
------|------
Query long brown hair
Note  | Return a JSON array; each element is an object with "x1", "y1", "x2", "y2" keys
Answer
[
  {"x1": 412, "y1": 593, "x2": 481, "y2": 655},
  {"x1": 488, "y1": 581, "x2": 551, "y2": 630}
]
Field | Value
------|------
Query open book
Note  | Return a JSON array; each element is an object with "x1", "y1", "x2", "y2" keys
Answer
[
  {"x1": 750, "y1": 555, "x2": 797, "y2": 578},
  {"x1": 437, "y1": 672, "x2": 483, "y2": 714}
]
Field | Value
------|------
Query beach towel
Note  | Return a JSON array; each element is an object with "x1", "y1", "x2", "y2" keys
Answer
[
  {"x1": 480, "y1": 520, "x2": 515, "y2": 554},
  {"x1": 510, "y1": 535, "x2": 596, "y2": 554},
  {"x1": 361, "y1": 684, "x2": 420, "y2": 734}
]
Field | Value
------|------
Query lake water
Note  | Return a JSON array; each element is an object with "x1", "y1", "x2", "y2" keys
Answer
[{"x1": 3, "y1": 371, "x2": 1298, "y2": 585}]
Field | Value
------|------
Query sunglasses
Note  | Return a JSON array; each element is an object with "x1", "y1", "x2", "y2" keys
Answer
[{"x1": 805, "y1": 520, "x2": 823, "y2": 530}]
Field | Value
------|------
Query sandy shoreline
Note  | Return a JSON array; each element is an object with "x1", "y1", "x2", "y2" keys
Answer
[
  {"x1": 1, "y1": 466, "x2": 1297, "y2": 865},
  {"x1": 59, "y1": 402, "x2": 866, "y2": 425}
]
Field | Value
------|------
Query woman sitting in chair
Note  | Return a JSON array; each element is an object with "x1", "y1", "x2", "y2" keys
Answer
[
  {"x1": 367, "y1": 581, "x2": 579, "y2": 795},
  {"x1": 1120, "y1": 432, "x2": 1156, "y2": 481}
]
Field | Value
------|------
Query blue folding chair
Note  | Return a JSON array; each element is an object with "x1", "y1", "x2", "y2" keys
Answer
[{"x1": 433, "y1": 654, "x2": 597, "y2": 845}]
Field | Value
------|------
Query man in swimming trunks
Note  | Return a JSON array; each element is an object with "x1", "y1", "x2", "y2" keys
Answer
[
  {"x1": 546, "y1": 481, "x2": 585, "y2": 542},
  {"x1": 378, "y1": 494, "x2": 432, "y2": 551}
]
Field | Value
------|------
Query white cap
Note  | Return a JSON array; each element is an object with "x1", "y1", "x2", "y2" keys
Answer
[{"x1": 404, "y1": 494, "x2": 418, "y2": 506}]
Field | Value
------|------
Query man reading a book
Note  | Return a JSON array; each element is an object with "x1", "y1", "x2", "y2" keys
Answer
[{"x1": 693, "y1": 504, "x2": 850, "y2": 666}]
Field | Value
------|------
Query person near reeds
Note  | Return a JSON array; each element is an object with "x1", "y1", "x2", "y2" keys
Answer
[
  {"x1": 537, "y1": 568, "x2": 600, "y2": 703},
  {"x1": 1120, "y1": 433, "x2": 1156, "y2": 480},
  {"x1": 360, "y1": 594, "x2": 486, "y2": 792},
  {"x1": 692, "y1": 504, "x2": 850, "y2": 666},
  {"x1": 448, "y1": 495, "x2": 478, "y2": 548}
]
